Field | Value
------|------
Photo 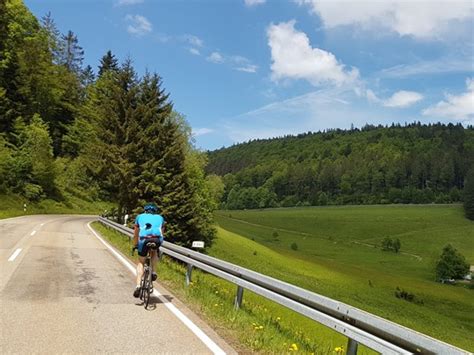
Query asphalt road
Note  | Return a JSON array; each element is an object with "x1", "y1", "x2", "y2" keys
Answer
[{"x1": 0, "y1": 215, "x2": 235, "y2": 354}]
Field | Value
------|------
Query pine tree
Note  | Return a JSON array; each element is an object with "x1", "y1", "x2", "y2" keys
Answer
[
  {"x1": 60, "y1": 30, "x2": 84, "y2": 73},
  {"x1": 81, "y1": 65, "x2": 95, "y2": 87},
  {"x1": 464, "y1": 167, "x2": 474, "y2": 220},
  {"x1": 87, "y1": 59, "x2": 140, "y2": 217},
  {"x1": 98, "y1": 50, "x2": 119, "y2": 77},
  {"x1": 40, "y1": 12, "x2": 63, "y2": 64}
]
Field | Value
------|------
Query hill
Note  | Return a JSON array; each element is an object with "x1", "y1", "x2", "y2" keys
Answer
[
  {"x1": 206, "y1": 123, "x2": 474, "y2": 209},
  {"x1": 213, "y1": 205, "x2": 474, "y2": 350}
]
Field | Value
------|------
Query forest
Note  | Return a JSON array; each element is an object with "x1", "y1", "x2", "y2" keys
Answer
[
  {"x1": 0, "y1": 0, "x2": 216, "y2": 246},
  {"x1": 207, "y1": 123, "x2": 474, "y2": 210}
]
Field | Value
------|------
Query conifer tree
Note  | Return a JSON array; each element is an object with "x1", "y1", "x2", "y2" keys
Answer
[
  {"x1": 464, "y1": 167, "x2": 474, "y2": 220},
  {"x1": 98, "y1": 50, "x2": 119, "y2": 77},
  {"x1": 81, "y1": 65, "x2": 95, "y2": 87},
  {"x1": 61, "y1": 30, "x2": 84, "y2": 74}
]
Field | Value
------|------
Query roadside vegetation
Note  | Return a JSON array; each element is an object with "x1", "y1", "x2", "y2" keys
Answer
[
  {"x1": 92, "y1": 221, "x2": 368, "y2": 354},
  {"x1": 0, "y1": 194, "x2": 111, "y2": 219}
]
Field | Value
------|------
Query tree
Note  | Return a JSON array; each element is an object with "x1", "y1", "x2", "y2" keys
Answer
[
  {"x1": 81, "y1": 65, "x2": 95, "y2": 87},
  {"x1": 463, "y1": 167, "x2": 474, "y2": 220},
  {"x1": 60, "y1": 30, "x2": 84, "y2": 74},
  {"x1": 98, "y1": 50, "x2": 119, "y2": 77},
  {"x1": 435, "y1": 244, "x2": 470, "y2": 280}
]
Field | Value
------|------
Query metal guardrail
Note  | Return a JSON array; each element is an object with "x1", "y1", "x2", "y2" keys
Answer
[{"x1": 98, "y1": 217, "x2": 469, "y2": 355}]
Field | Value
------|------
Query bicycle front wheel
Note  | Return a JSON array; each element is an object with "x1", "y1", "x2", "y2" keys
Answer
[
  {"x1": 143, "y1": 269, "x2": 152, "y2": 309},
  {"x1": 140, "y1": 268, "x2": 149, "y2": 301}
]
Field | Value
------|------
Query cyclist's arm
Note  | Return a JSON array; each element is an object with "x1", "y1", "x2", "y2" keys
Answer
[{"x1": 133, "y1": 225, "x2": 139, "y2": 247}]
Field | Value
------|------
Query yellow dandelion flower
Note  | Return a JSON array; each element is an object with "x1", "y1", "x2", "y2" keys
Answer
[
  {"x1": 214, "y1": 303, "x2": 219, "y2": 307},
  {"x1": 276, "y1": 317, "x2": 281, "y2": 321}
]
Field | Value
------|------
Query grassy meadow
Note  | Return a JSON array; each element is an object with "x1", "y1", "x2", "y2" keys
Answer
[
  {"x1": 0, "y1": 194, "x2": 112, "y2": 219},
  {"x1": 213, "y1": 205, "x2": 474, "y2": 351}
]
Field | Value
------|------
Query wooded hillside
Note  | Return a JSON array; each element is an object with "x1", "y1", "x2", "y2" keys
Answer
[
  {"x1": 0, "y1": 0, "x2": 216, "y2": 245},
  {"x1": 207, "y1": 124, "x2": 474, "y2": 209}
]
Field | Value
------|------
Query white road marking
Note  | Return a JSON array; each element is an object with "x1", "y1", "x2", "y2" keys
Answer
[
  {"x1": 40, "y1": 223, "x2": 45, "y2": 227},
  {"x1": 87, "y1": 222, "x2": 226, "y2": 355},
  {"x1": 8, "y1": 248, "x2": 22, "y2": 262},
  {"x1": 30, "y1": 230, "x2": 36, "y2": 236}
]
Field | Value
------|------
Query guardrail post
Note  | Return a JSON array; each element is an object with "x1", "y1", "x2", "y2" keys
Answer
[
  {"x1": 185, "y1": 264, "x2": 193, "y2": 286},
  {"x1": 347, "y1": 338, "x2": 358, "y2": 355},
  {"x1": 234, "y1": 285, "x2": 244, "y2": 309}
]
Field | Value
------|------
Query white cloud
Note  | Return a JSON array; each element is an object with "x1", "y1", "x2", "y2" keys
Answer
[
  {"x1": 422, "y1": 78, "x2": 474, "y2": 123},
  {"x1": 267, "y1": 20, "x2": 359, "y2": 86},
  {"x1": 116, "y1": 0, "x2": 144, "y2": 6},
  {"x1": 244, "y1": 0, "x2": 266, "y2": 6},
  {"x1": 125, "y1": 14, "x2": 152, "y2": 36},
  {"x1": 295, "y1": 0, "x2": 474, "y2": 39},
  {"x1": 383, "y1": 91, "x2": 423, "y2": 108},
  {"x1": 364, "y1": 89, "x2": 423, "y2": 108},
  {"x1": 182, "y1": 35, "x2": 204, "y2": 48},
  {"x1": 193, "y1": 128, "x2": 214, "y2": 137},
  {"x1": 189, "y1": 48, "x2": 200, "y2": 56},
  {"x1": 380, "y1": 58, "x2": 474, "y2": 78},
  {"x1": 207, "y1": 52, "x2": 224, "y2": 64},
  {"x1": 236, "y1": 64, "x2": 258, "y2": 73}
]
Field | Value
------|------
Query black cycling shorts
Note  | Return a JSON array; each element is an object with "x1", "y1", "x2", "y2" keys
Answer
[{"x1": 137, "y1": 237, "x2": 162, "y2": 257}]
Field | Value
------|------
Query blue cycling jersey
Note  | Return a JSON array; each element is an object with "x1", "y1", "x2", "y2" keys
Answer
[{"x1": 135, "y1": 213, "x2": 164, "y2": 238}]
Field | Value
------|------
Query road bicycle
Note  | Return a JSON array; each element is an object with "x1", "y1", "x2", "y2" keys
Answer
[{"x1": 132, "y1": 241, "x2": 159, "y2": 309}]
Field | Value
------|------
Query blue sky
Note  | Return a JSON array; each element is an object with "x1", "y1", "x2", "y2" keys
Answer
[{"x1": 25, "y1": 0, "x2": 473, "y2": 150}]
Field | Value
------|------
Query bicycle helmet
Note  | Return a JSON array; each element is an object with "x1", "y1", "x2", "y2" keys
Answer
[{"x1": 144, "y1": 202, "x2": 158, "y2": 213}]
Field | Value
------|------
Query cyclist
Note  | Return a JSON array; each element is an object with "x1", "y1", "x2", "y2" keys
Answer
[{"x1": 133, "y1": 202, "x2": 165, "y2": 298}]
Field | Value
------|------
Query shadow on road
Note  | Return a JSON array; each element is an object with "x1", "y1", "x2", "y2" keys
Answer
[{"x1": 134, "y1": 294, "x2": 174, "y2": 310}]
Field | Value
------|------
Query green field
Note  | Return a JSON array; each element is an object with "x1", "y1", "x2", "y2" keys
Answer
[{"x1": 213, "y1": 205, "x2": 474, "y2": 351}]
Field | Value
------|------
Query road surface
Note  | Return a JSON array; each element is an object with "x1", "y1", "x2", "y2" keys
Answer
[{"x1": 0, "y1": 215, "x2": 235, "y2": 354}]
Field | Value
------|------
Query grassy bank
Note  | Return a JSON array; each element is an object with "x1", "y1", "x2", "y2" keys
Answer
[
  {"x1": 0, "y1": 194, "x2": 112, "y2": 219},
  {"x1": 214, "y1": 205, "x2": 473, "y2": 351},
  {"x1": 91, "y1": 222, "x2": 364, "y2": 354}
]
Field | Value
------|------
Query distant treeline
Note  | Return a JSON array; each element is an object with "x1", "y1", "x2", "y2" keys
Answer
[{"x1": 207, "y1": 123, "x2": 474, "y2": 209}]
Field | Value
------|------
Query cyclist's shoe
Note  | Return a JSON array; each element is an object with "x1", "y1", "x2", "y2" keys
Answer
[
  {"x1": 133, "y1": 286, "x2": 140, "y2": 298},
  {"x1": 152, "y1": 272, "x2": 157, "y2": 281}
]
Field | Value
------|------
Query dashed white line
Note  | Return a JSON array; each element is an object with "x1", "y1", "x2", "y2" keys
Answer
[
  {"x1": 86, "y1": 222, "x2": 226, "y2": 355},
  {"x1": 30, "y1": 230, "x2": 36, "y2": 236},
  {"x1": 8, "y1": 248, "x2": 22, "y2": 262}
]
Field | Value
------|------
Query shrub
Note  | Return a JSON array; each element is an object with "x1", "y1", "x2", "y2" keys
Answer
[
  {"x1": 381, "y1": 237, "x2": 401, "y2": 253},
  {"x1": 435, "y1": 244, "x2": 470, "y2": 280},
  {"x1": 23, "y1": 183, "x2": 44, "y2": 201},
  {"x1": 291, "y1": 242, "x2": 298, "y2": 251}
]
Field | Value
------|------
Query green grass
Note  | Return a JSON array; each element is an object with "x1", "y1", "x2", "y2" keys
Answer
[
  {"x1": 92, "y1": 222, "x2": 367, "y2": 354},
  {"x1": 0, "y1": 193, "x2": 112, "y2": 219},
  {"x1": 214, "y1": 205, "x2": 474, "y2": 351}
]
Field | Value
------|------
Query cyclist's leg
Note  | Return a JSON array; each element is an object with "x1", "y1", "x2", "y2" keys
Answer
[
  {"x1": 136, "y1": 256, "x2": 146, "y2": 286},
  {"x1": 134, "y1": 240, "x2": 148, "y2": 297},
  {"x1": 150, "y1": 249, "x2": 158, "y2": 281}
]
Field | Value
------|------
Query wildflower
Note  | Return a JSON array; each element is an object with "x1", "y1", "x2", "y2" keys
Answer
[
  {"x1": 276, "y1": 317, "x2": 281, "y2": 321},
  {"x1": 215, "y1": 290, "x2": 219, "y2": 294},
  {"x1": 289, "y1": 343, "x2": 298, "y2": 351},
  {"x1": 214, "y1": 303, "x2": 219, "y2": 307},
  {"x1": 334, "y1": 346, "x2": 344, "y2": 354}
]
